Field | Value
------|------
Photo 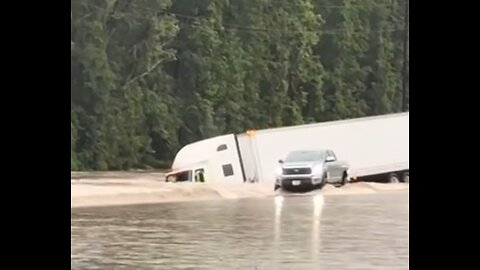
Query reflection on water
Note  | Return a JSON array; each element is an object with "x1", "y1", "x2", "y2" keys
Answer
[{"x1": 72, "y1": 192, "x2": 408, "y2": 270}]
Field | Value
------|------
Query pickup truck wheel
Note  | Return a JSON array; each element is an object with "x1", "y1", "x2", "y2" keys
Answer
[
  {"x1": 388, "y1": 173, "x2": 400, "y2": 183},
  {"x1": 316, "y1": 174, "x2": 328, "y2": 190},
  {"x1": 274, "y1": 184, "x2": 281, "y2": 191},
  {"x1": 333, "y1": 173, "x2": 348, "y2": 188},
  {"x1": 340, "y1": 172, "x2": 348, "y2": 186}
]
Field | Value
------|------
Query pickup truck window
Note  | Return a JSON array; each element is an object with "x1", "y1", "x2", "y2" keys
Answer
[
  {"x1": 286, "y1": 151, "x2": 324, "y2": 162},
  {"x1": 327, "y1": 150, "x2": 337, "y2": 161}
]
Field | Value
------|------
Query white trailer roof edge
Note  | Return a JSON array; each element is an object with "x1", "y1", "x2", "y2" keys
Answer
[{"x1": 240, "y1": 112, "x2": 409, "y2": 136}]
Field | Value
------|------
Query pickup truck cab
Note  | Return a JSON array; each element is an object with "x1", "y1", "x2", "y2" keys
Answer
[{"x1": 274, "y1": 150, "x2": 349, "y2": 191}]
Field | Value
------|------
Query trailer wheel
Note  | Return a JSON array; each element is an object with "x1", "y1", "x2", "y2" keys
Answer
[
  {"x1": 402, "y1": 173, "x2": 409, "y2": 183},
  {"x1": 388, "y1": 173, "x2": 400, "y2": 183}
]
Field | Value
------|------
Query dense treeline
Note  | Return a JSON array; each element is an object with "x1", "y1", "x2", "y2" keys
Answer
[{"x1": 71, "y1": 0, "x2": 409, "y2": 170}]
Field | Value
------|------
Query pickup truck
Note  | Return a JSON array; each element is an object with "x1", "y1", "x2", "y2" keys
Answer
[{"x1": 274, "y1": 150, "x2": 350, "y2": 191}]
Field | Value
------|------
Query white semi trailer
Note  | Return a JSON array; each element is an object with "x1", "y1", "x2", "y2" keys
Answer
[{"x1": 165, "y1": 113, "x2": 409, "y2": 185}]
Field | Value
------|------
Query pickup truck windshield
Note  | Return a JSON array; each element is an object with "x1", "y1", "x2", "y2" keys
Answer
[{"x1": 285, "y1": 151, "x2": 324, "y2": 162}]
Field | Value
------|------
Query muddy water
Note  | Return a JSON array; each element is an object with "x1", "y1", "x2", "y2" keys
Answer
[{"x1": 71, "y1": 191, "x2": 408, "y2": 270}]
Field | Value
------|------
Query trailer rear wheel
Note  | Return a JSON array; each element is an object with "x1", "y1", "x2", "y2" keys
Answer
[
  {"x1": 402, "y1": 173, "x2": 409, "y2": 183},
  {"x1": 388, "y1": 173, "x2": 400, "y2": 183}
]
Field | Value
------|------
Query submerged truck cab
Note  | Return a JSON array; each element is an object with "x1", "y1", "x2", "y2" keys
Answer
[
  {"x1": 164, "y1": 134, "x2": 245, "y2": 184},
  {"x1": 274, "y1": 150, "x2": 349, "y2": 191}
]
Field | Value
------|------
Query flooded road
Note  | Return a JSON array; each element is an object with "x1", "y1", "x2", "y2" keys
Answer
[{"x1": 71, "y1": 191, "x2": 408, "y2": 270}]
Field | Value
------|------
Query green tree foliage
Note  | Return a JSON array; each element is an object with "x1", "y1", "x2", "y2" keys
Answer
[{"x1": 71, "y1": 0, "x2": 409, "y2": 170}]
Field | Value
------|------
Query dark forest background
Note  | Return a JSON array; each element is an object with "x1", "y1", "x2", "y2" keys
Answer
[{"x1": 71, "y1": 0, "x2": 409, "y2": 170}]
